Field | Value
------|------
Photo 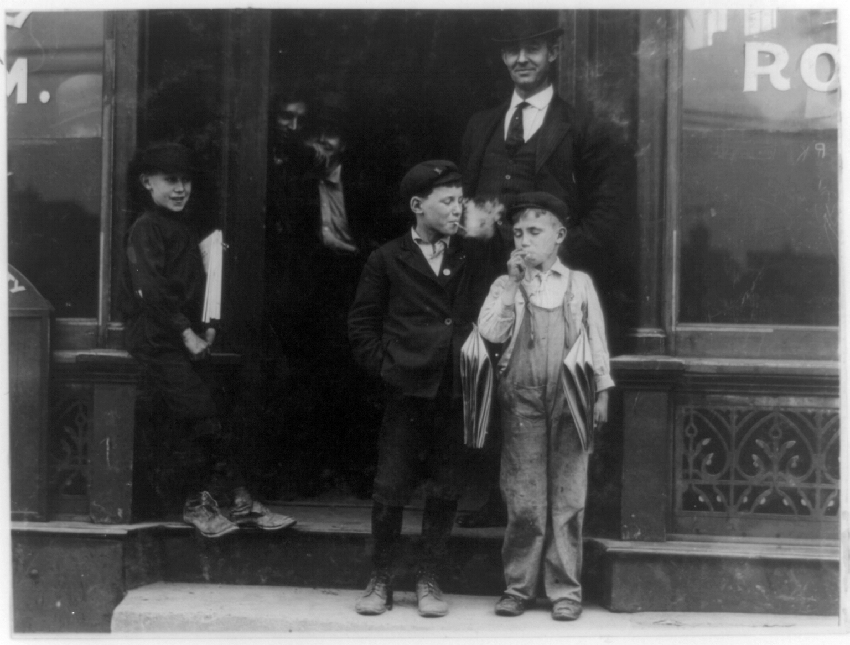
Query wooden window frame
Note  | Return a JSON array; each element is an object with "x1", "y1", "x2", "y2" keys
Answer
[
  {"x1": 664, "y1": 10, "x2": 838, "y2": 362},
  {"x1": 48, "y1": 11, "x2": 139, "y2": 351}
]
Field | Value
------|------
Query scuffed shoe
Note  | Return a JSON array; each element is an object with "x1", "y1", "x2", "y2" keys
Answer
[
  {"x1": 551, "y1": 599, "x2": 582, "y2": 621},
  {"x1": 416, "y1": 572, "x2": 448, "y2": 617},
  {"x1": 229, "y1": 488, "x2": 296, "y2": 531},
  {"x1": 495, "y1": 593, "x2": 533, "y2": 616},
  {"x1": 183, "y1": 491, "x2": 239, "y2": 538},
  {"x1": 355, "y1": 570, "x2": 393, "y2": 615}
]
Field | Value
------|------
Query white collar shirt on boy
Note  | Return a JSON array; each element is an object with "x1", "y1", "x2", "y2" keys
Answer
[
  {"x1": 521, "y1": 258, "x2": 569, "y2": 308},
  {"x1": 411, "y1": 227, "x2": 450, "y2": 275}
]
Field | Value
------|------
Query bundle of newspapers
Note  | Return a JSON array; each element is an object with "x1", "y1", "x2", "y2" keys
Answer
[
  {"x1": 561, "y1": 325, "x2": 597, "y2": 452},
  {"x1": 460, "y1": 325, "x2": 494, "y2": 449},
  {"x1": 199, "y1": 229, "x2": 224, "y2": 323}
]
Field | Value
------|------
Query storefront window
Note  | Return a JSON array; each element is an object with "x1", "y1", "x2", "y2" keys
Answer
[
  {"x1": 679, "y1": 9, "x2": 838, "y2": 326},
  {"x1": 6, "y1": 11, "x2": 105, "y2": 318}
]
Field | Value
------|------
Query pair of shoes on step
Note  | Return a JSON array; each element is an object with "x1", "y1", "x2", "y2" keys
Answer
[
  {"x1": 182, "y1": 489, "x2": 296, "y2": 538},
  {"x1": 355, "y1": 570, "x2": 448, "y2": 617},
  {"x1": 495, "y1": 594, "x2": 582, "y2": 620}
]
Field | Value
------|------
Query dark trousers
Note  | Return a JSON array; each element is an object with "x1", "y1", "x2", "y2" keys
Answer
[
  {"x1": 372, "y1": 387, "x2": 465, "y2": 507},
  {"x1": 134, "y1": 349, "x2": 242, "y2": 503}
]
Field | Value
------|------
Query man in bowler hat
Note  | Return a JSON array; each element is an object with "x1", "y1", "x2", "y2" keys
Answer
[{"x1": 457, "y1": 11, "x2": 625, "y2": 529}]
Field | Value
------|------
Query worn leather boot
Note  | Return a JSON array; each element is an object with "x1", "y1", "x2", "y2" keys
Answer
[
  {"x1": 355, "y1": 569, "x2": 393, "y2": 615},
  {"x1": 415, "y1": 497, "x2": 457, "y2": 617},
  {"x1": 183, "y1": 491, "x2": 239, "y2": 538},
  {"x1": 229, "y1": 487, "x2": 297, "y2": 530},
  {"x1": 416, "y1": 570, "x2": 449, "y2": 617},
  {"x1": 355, "y1": 502, "x2": 402, "y2": 615}
]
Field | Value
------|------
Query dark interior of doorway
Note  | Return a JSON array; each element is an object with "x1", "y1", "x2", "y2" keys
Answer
[
  {"x1": 133, "y1": 8, "x2": 558, "y2": 508},
  {"x1": 261, "y1": 9, "x2": 517, "y2": 503}
]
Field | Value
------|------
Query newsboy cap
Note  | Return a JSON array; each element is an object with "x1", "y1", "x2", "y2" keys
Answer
[
  {"x1": 400, "y1": 160, "x2": 463, "y2": 203},
  {"x1": 493, "y1": 11, "x2": 564, "y2": 45},
  {"x1": 135, "y1": 142, "x2": 197, "y2": 176},
  {"x1": 507, "y1": 191, "x2": 571, "y2": 225}
]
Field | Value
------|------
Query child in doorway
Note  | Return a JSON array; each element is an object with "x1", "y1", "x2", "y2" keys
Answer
[
  {"x1": 121, "y1": 142, "x2": 295, "y2": 537},
  {"x1": 348, "y1": 160, "x2": 507, "y2": 618},
  {"x1": 477, "y1": 191, "x2": 614, "y2": 621}
]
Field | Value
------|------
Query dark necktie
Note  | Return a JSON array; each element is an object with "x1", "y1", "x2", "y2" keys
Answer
[{"x1": 505, "y1": 101, "x2": 530, "y2": 156}]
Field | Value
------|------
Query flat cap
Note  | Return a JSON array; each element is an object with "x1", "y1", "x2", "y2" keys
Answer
[
  {"x1": 400, "y1": 160, "x2": 462, "y2": 203},
  {"x1": 507, "y1": 191, "x2": 571, "y2": 225},
  {"x1": 493, "y1": 11, "x2": 563, "y2": 45},
  {"x1": 135, "y1": 142, "x2": 197, "y2": 176}
]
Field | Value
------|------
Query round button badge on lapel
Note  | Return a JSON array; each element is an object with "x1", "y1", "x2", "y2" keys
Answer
[{"x1": 443, "y1": 268, "x2": 451, "y2": 276}]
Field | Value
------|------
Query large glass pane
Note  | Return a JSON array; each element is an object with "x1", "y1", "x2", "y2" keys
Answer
[
  {"x1": 6, "y1": 11, "x2": 104, "y2": 318},
  {"x1": 679, "y1": 10, "x2": 838, "y2": 326}
]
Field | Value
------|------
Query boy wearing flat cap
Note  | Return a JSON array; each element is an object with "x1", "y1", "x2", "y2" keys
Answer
[
  {"x1": 348, "y1": 160, "x2": 505, "y2": 618},
  {"x1": 121, "y1": 142, "x2": 295, "y2": 538},
  {"x1": 478, "y1": 192, "x2": 614, "y2": 621}
]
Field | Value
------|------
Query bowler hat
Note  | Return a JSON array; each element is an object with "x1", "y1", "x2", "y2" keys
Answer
[
  {"x1": 507, "y1": 191, "x2": 571, "y2": 225},
  {"x1": 493, "y1": 11, "x2": 564, "y2": 45},
  {"x1": 400, "y1": 160, "x2": 463, "y2": 203},
  {"x1": 135, "y1": 142, "x2": 197, "y2": 176}
]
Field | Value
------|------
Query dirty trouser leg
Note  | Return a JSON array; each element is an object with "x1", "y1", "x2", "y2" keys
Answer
[
  {"x1": 499, "y1": 383, "x2": 549, "y2": 601},
  {"x1": 543, "y1": 417, "x2": 588, "y2": 604}
]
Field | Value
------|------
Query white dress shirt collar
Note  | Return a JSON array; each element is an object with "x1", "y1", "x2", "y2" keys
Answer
[
  {"x1": 509, "y1": 84, "x2": 554, "y2": 112},
  {"x1": 411, "y1": 228, "x2": 451, "y2": 275},
  {"x1": 524, "y1": 257, "x2": 567, "y2": 284}
]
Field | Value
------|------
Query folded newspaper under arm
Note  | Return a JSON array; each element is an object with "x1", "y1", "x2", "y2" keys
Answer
[
  {"x1": 460, "y1": 324, "x2": 494, "y2": 449},
  {"x1": 199, "y1": 229, "x2": 225, "y2": 324},
  {"x1": 561, "y1": 326, "x2": 597, "y2": 452}
]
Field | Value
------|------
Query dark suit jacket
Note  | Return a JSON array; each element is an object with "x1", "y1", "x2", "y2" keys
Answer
[
  {"x1": 461, "y1": 94, "x2": 625, "y2": 281},
  {"x1": 348, "y1": 231, "x2": 505, "y2": 399}
]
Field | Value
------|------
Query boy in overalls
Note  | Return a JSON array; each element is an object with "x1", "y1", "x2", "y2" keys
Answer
[{"x1": 477, "y1": 192, "x2": 614, "y2": 621}]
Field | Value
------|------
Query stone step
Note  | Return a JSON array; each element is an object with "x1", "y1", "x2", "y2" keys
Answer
[
  {"x1": 12, "y1": 502, "x2": 841, "y2": 634},
  {"x1": 110, "y1": 582, "x2": 840, "y2": 635},
  {"x1": 155, "y1": 502, "x2": 507, "y2": 596}
]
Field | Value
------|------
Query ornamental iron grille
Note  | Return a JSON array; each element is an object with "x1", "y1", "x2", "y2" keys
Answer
[
  {"x1": 48, "y1": 385, "x2": 92, "y2": 512},
  {"x1": 676, "y1": 403, "x2": 839, "y2": 531}
]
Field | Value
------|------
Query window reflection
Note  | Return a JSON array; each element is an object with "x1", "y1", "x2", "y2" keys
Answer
[
  {"x1": 685, "y1": 10, "x2": 727, "y2": 50},
  {"x1": 679, "y1": 9, "x2": 838, "y2": 326},
  {"x1": 6, "y1": 12, "x2": 104, "y2": 317},
  {"x1": 744, "y1": 9, "x2": 777, "y2": 36}
]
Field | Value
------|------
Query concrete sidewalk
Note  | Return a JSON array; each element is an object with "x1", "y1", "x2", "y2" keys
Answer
[{"x1": 111, "y1": 582, "x2": 843, "y2": 637}]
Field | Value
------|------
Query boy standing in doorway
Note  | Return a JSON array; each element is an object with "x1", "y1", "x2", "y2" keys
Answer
[
  {"x1": 123, "y1": 143, "x2": 296, "y2": 537},
  {"x1": 477, "y1": 192, "x2": 613, "y2": 621},
  {"x1": 348, "y1": 160, "x2": 505, "y2": 617}
]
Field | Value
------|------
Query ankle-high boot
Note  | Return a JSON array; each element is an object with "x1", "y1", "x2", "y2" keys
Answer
[
  {"x1": 355, "y1": 502, "x2": 403, "y2": 615},
  {"x1": 416, "y1": 497, "x2": 458, "y2": 617}
]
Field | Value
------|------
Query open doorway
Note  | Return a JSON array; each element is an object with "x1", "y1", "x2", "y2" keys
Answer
[{"x1": 259, "y1": 9, "x2": 524, "y2": 501}]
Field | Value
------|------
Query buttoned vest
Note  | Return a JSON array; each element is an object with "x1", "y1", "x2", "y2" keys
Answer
[{"x1": 475, "y1": 121, "x2": 540, "y2": 198}]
